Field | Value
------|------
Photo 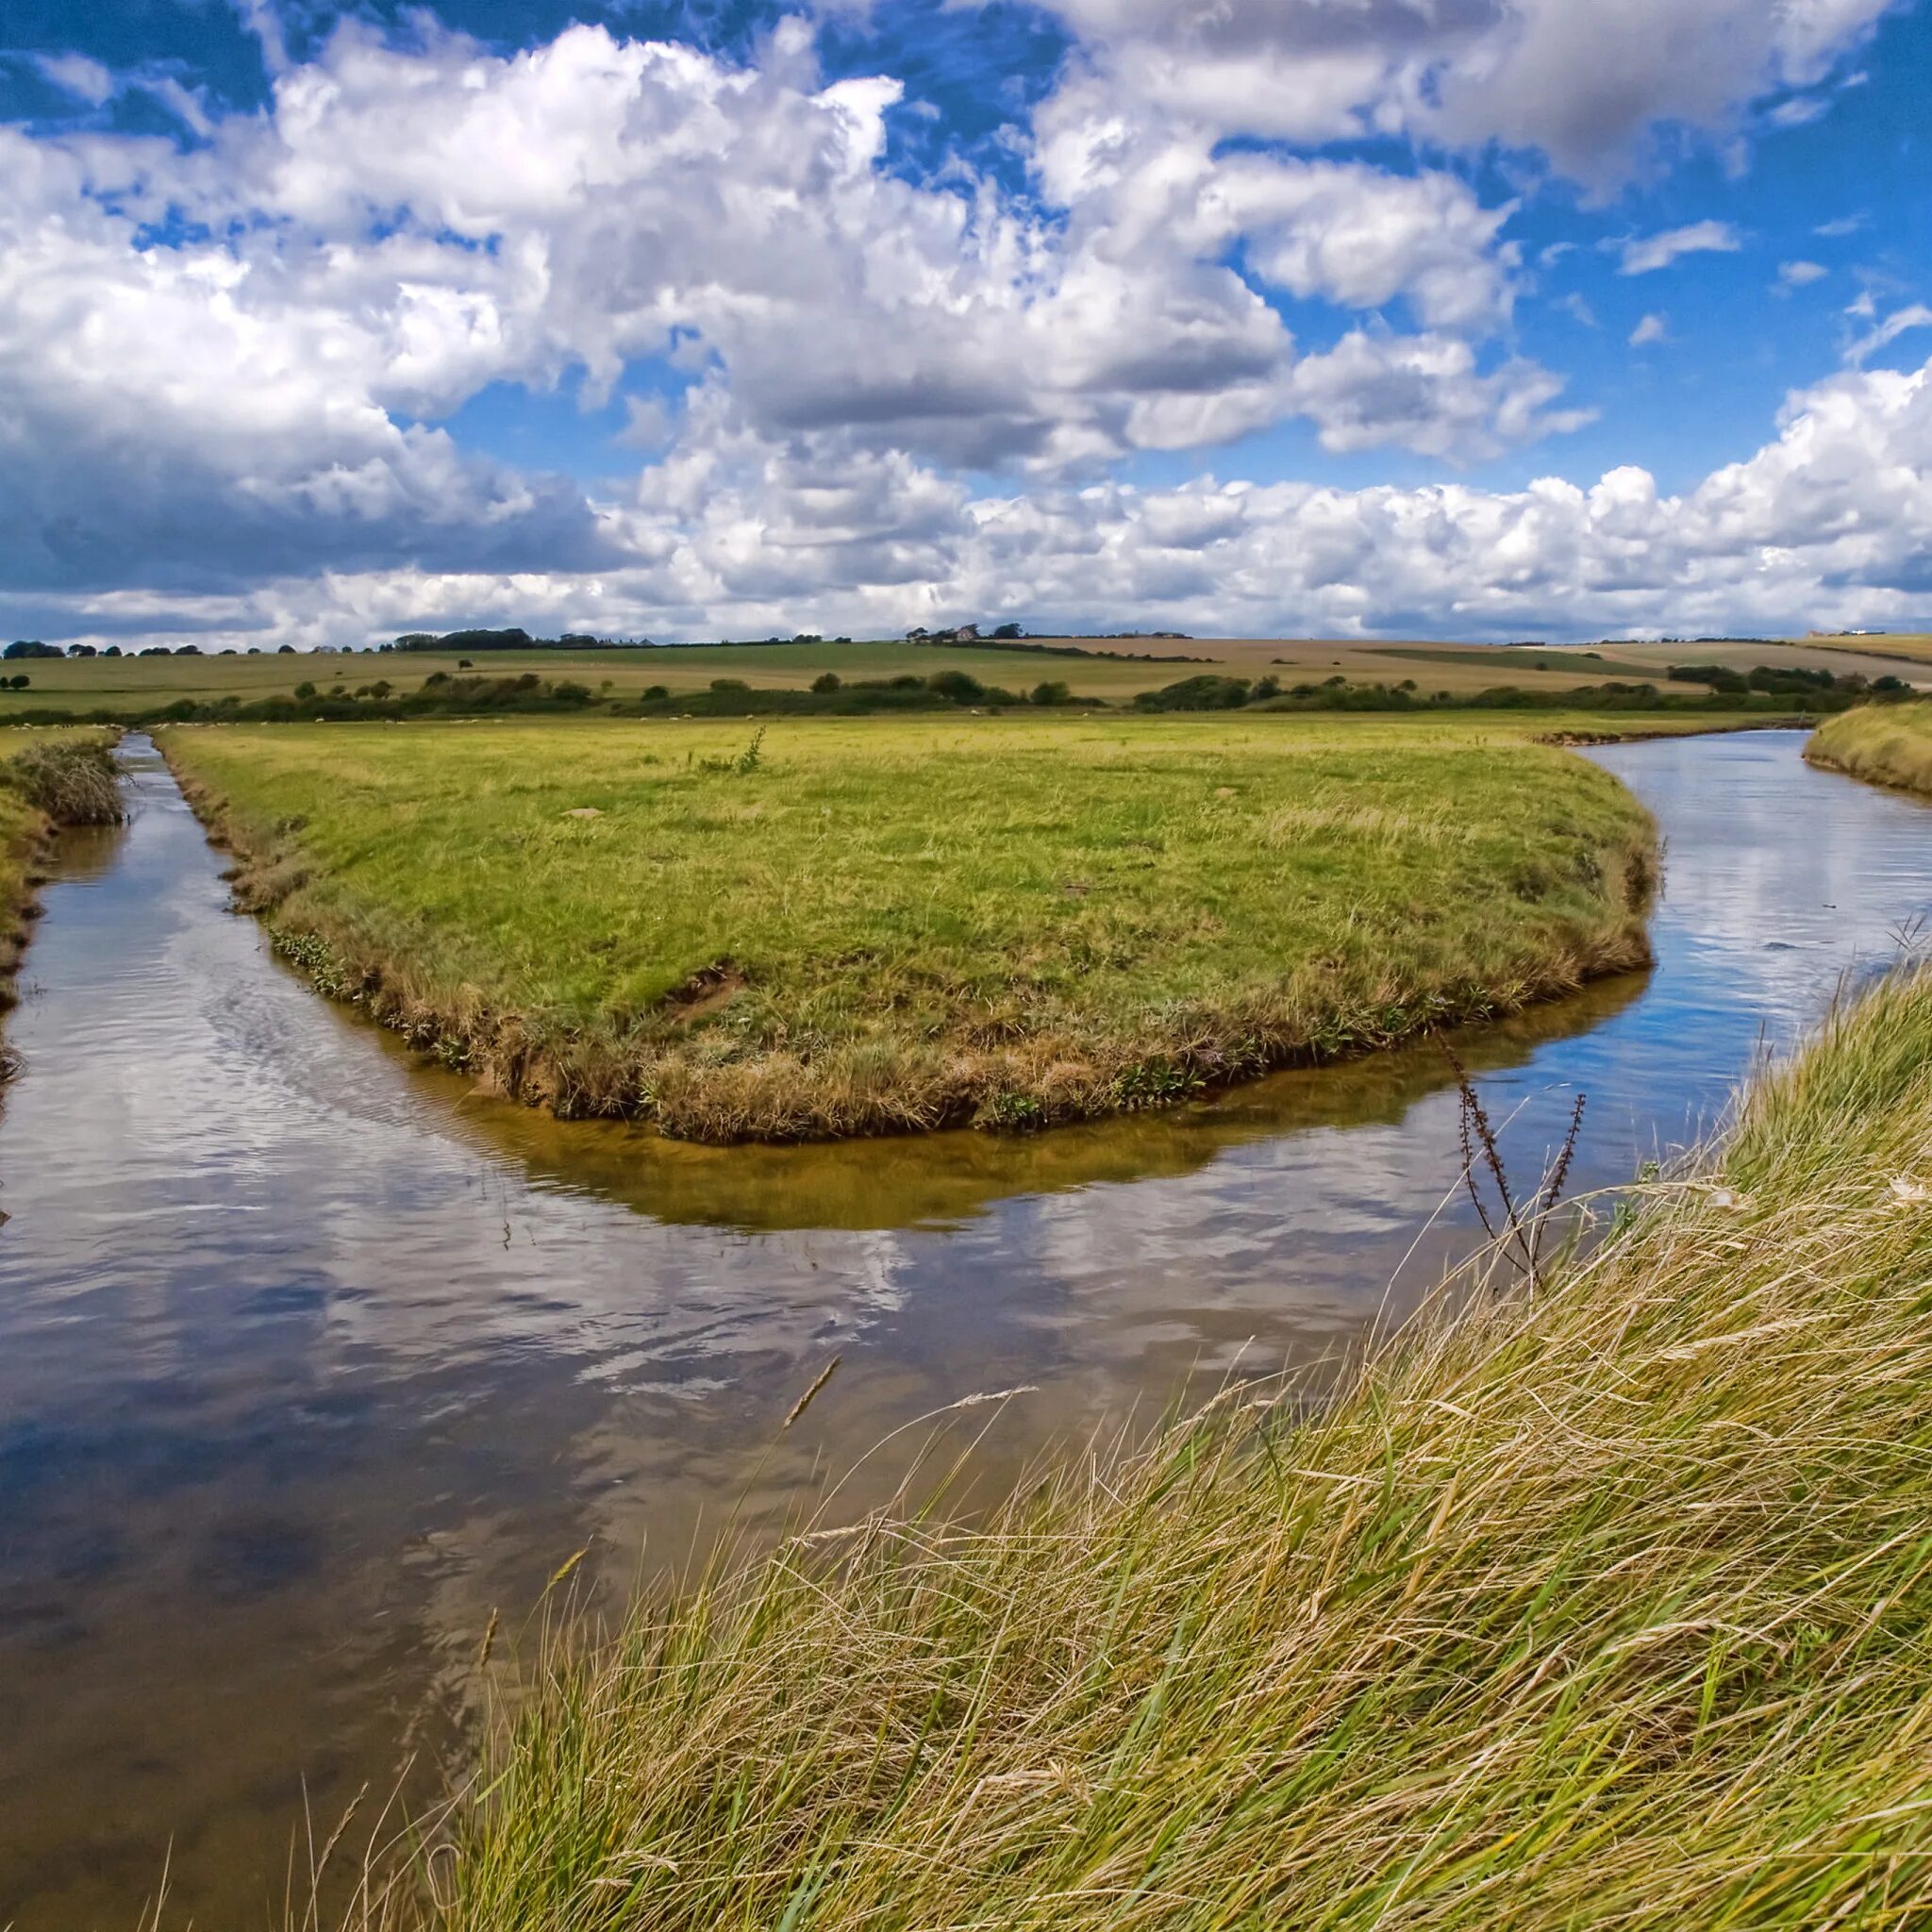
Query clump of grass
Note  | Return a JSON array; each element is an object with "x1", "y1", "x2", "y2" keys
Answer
[
  {"x1": 1807, "y1": 700, "x2": 1932, "y2": 796},
  {"x1": 5, "y1": 736, "x2": 125, "y2": 825},
  {"x1": 330, "y1": 968, "x2": 1932, "y2": 1929},
  {"x1": 158, "y1": 716, "x2": 1657, "y2": 1142}
]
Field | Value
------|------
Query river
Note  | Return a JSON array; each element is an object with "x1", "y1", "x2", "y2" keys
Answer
[{"x1": 0, "y1": 728, "x2": 1927, "y2": 1925}]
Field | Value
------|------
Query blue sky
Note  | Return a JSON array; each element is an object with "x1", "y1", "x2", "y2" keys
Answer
[{"x1": 3, "y1": 0, "x2": 1929, "y2": 645}]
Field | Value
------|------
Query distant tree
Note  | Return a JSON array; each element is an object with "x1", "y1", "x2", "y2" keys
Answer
[
  {"x1": 1029, "y1": 679, "x2": 1072, "y2": 706},
  {"x1": 8, "y1": 675, "x2": 28, "y2": 690},
  {"x1": 5, "y1": 640, "x2": 59, "y2": 659},
  {"x1": 992, "y1": 623, "x2": 1025, "y2": 641},
  {"x1": 812, "y1": 672, "x2": 841, "y2": 693},
  {"x1": 102, "y1": 645, "x2": 122, "y2": 658},
  {"x1": 65, "y1": 643, "x2": 98, "y2": 658},
  {"x1": 276, "y1": 643, "x2": 296, "y2": 655},
  {"x1": 175, "y1": 644, "x2": 203, "y2": 656},
  {"x1": 294, "y1": 681, "x2": 317, "y2": 699}
]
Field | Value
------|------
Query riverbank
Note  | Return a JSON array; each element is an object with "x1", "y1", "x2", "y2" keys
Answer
[
  {"x1": 1807, "y1": 701, "x2": 1932, "y2": 796},
  {"x1": 158, "y1": 716, "x2": 1657, "y2": 1141},
  {"x1": 350, "y1": 962, "x2": 1932, "y2": 1930},
  {"x1": 0, "y1": 735, "x2": 122, "y2": 1049}
]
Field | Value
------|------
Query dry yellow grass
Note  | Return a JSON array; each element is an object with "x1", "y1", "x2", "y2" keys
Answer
[
  {"x1": 329, "y1": 964, "x2": 1932, "y2": 1932},
  {"x1": 1807, "y1": 701, "x2": 1932, "y2": 796}
]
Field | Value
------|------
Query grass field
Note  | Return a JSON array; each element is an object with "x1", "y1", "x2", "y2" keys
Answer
[
  {"x1": 1794, "y1": 633, "x2": 1932, "y2": 671},
  {"x1": 159, "y1": 714, "x2": 1657, "y2": 1141},
  {"x1": 11, "y1": 635, "x2": 1922, "y2": 722},
  {"x1": 1807, "y1": 701, "x2": 1932, "y2": 796},
  {"x1": 335, "y1": 961, "x2": 1932, "y2": 1932}
]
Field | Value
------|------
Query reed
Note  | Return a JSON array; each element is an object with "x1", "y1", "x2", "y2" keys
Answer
[{"x1": 327, "y1": 963, "x2": 1932, "y2": 1931}]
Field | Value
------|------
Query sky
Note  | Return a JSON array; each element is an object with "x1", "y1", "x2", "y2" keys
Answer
[{"x1": 3, "y1": 0, "x2": 1930, "y2": 648}]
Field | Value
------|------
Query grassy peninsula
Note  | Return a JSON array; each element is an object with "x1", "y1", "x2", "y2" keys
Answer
[
  {"x1": 159, "y1": 716, "x2": 1655, "y2": 1141},
  {"x1": 1807, "y1": 701, "x2": 1932, "y2": 796},
  {"x1": 343, "y1": 965, "x2": 1932, "y2": 1932}
]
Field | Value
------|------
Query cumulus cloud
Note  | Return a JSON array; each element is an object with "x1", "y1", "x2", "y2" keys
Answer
[
  {"x1": 14, "y1": 351, "x2": 1932, "y2": 651},
  {"x1": 1027, "y1": 0, "x2": 1899, "y2": 183},
  {"x1": 1618, "y1": 221, "x2": 1743, "y2": 275},
  {"x1": 1629, "y1": 314, "x2": 1668, "y2": 347},
  {"x1": 4, "y1": 8, "x2": 1926, "y2": 651},
  {"x1": 0, "y1": 15, "x2": 1574, "y2": 599},
  {"x1": 1777, "y1": 259, "x2": 1830, "y2": 291}
]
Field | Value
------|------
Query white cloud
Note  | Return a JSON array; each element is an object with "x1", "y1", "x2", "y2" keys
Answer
[
  {"x1": 5, "y1": 9, "x2": 1927, "y2": 654},
  {"x1": 1629, "y1": 314, "x2": 1669, "y2": 347},
  {"x1": 35, "y1": 53, "x2": 114, "y2": 106},
  {"x1": 0, "y1": 17, "x2": 1574, "y2": 600},
  {"x1": 1777, "y1": 259, "x2": 1830, "y2": 291},
  {"x1": 1618, "y1": 221, "x2": 1743, "y2": 275},
  {"x1": 15, "y1": 352, "x2": 1932, "y2": 652},
  {"x1": 1847, "y1": 306, "x2": 1932, "y2": 366},
  {"x1": 1029, "y1": 0, "x2": 1899, "y2": 185}
]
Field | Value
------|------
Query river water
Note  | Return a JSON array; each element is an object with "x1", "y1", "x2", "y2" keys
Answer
[{"x1": 0, "y1": 728, "x2": 1927, "y2": 1925}]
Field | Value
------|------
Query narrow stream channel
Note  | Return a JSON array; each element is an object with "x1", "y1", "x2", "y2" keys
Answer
[{"x1": 2, "y1": 729, "x2": 1928, "y2": 1925}]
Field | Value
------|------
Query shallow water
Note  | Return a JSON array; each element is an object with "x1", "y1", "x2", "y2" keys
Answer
[{"x1": 0, "y1": 729, "x2": 1927, "y2": 1925}]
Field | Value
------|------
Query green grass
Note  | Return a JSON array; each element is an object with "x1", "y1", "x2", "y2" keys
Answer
[
  {"x1": 158, "y1": 714, "x2": 1656, "y2": 1141},
  {"x1": 333, "y1": 962, "x2": 1932, "y2": 1932},
  {"x1": 1807, "y1": 702, "x2": 1932, "y2": 796}
]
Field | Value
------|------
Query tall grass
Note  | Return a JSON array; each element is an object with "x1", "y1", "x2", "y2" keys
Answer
[
  {"x1": 1807, "y1": 701, "x2": 1932, "y2": 797},
  {"x1": 6, "y1": 736, "x2": 125, "y2": 825},
  {"x1": 335, "y1": 966, "x2": 1932, "y2": 1930},
  {"x1": 159, "y1": 717, "x2": 1656, "y2": 1141}
]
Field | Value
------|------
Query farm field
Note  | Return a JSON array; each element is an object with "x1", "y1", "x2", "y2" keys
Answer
[
  {"x1": 8, "y1": 633, "x2": 1922, "y2": 721},
  {"x1": 160, "y1": 712, "x2": 1658, "y2": 1141}
]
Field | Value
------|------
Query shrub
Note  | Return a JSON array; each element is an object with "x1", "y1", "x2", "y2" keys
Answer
[
  {"x1": 1134, "y1": 674, "x2": 1252, "y2": 711},
  {"x1": 6, "y1": 740, "x2": 124, "y2": 824},
  {"x1": 924, "y1": 670, "x2": 988, "y2": 703},
  {"x1": 811, "y1": 673, "x2": 842, "y2": 694}
]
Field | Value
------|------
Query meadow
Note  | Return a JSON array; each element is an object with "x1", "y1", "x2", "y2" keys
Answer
[
  {"x1": 160, "y1": 714, "x2": 1657, "y2": 1141},
  {"x1": 1807, "y1": 700, "x2": 1932, "y2": 796},
  {"x1": 335, "y1": 961, "x2": 1932, "y2": 1932}
]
